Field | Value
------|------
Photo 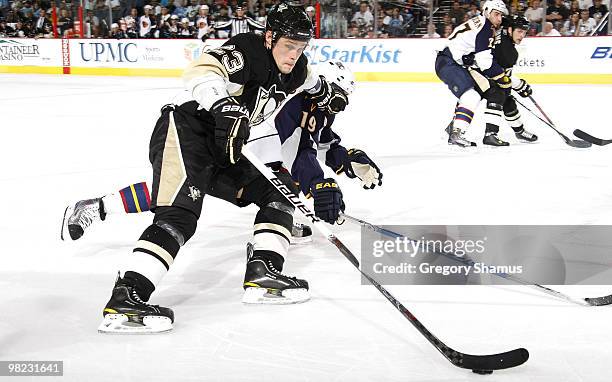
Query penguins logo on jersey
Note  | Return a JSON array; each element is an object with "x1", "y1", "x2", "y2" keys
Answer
[{"x1": 250, "y1": 84, "x2": 287, "y2": 126}]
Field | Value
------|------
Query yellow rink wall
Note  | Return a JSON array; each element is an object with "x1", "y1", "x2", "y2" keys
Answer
[{"x1": 1, "y1": 37, "x2": 611, "y2": 84}]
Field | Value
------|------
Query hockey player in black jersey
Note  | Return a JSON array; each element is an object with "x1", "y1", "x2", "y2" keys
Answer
[
  {"x1": 482, "y1": 14, "x2": 537, "y2": 146},
  {"x1": 98, "y1": 4, "x2": 350, "y2": 334}
]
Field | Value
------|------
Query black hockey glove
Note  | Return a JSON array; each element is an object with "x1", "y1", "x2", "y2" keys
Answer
[
  {"x1": 310, "y1": 178, "x2": 345, "y2": 224},
  {"x1": 513, "y1": 79, "x2": 532, "y2": 98},
  {"x1": 310, "y1": 77, "x2": 349, "y2": 115},
  {"x1": 342, "y1": 149, "x2": 383, "y2": 190},
  {"x1": 210, "y1": 97, "x2": 250, "y2": 166}
]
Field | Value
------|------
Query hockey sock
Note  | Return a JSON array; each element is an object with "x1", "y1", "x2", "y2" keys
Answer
[
  {"x1": 485, "y1": 102, "x2": 503, "y2": 134},
  {"x1": 504, "y1": 108, "x2": 524, "y2": 133},
  {"x1": 119, "y1": 223, "x2": 181, "y2": 291},
  {"x1": 102, "y1": 182, "x2": 151, "y2": 215},
  {"x1": 454, "y1": 89, "x2": 479, "y2": 131},
  {"x1": 252, "y1": 202, "x2": 293, "y2": 271}
]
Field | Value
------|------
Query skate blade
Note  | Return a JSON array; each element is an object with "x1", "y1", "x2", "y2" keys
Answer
[
  {"x1": 289, "y1": 236, "x2": 312, "y2": 245},
  {"x1": 60, "y1": 205, "x2": 72, "y2": 241},
  {"x1": 242, "y1": 287, "x2": 310, "y2": 305},
  {"x1": 98, "y1": 314, "x2": 173, "y2": 334}
]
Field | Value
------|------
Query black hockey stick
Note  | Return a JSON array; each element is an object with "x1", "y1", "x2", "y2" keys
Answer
[
  {"x1": 342, "y1": 213, "x2": 612, "y2": 307},
  {"x1": 514, "y1": 97, "x2": 591, "y2": 148},
  {"x1": 241, "y1": 147, "x2": 529, "y2": 373},
  {"x1": 573, "y1": 129, "x2": 612, "y2": 146}
]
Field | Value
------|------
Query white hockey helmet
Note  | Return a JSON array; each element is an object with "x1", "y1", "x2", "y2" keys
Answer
[
  {"x1": 318, "y1": 60, "x2": 356, "y2": 96},
  {"x1": 482, "y1": 0, "x2": 509, "y2": 18}
]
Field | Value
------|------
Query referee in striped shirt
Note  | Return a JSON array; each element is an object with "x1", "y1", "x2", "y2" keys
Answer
[{"x1": 213, "y1": 6, "x2": 265, "y2": 37}]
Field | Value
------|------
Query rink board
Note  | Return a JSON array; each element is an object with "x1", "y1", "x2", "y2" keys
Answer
[{"x1": 0, "y1": 36, "x2": 610, "y2": 83}]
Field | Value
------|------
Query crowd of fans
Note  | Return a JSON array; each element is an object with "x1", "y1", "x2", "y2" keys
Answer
[
  {"x1": 426, "y1": 0, "x2": 608, "y2": 38},
  {"x1": 0, "y1": 0, "x2": 607, "y2": 39}
]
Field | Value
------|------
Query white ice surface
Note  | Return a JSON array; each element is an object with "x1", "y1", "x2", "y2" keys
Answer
[{"x1": 0, "y1": 74, "x2": 611, "y2": 381}]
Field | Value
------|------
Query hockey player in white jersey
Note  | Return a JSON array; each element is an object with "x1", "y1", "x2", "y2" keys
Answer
[{"x1": 435, "y1": 0, "x2": 509, "y2": 147}]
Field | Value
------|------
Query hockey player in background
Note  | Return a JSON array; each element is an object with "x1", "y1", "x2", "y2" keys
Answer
[
  {"x1": 94, "y1": 4, "x2": 351, "y2": 334},
  {"x1": 443, "y1": 14, "x2": 538, "y2": 146},
  {"x1": 435, "y1": 0, "x2": 509, "y2": 147}
]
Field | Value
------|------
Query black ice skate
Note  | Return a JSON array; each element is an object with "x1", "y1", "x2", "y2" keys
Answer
[
  {"x1": 483, "y1": 132, "x2": 510, "y2": 146},
  {"x1": 98, "y1": 275, "x2": 174, "y2": 334},
  {"x1": 61, "y1": 198, "x2": 106, "y2": 240},
  {"x1": 448, "y1": 128, "x2": 477, "y2": 147},
  {"x1": 243, "y1": 243, "x2": 310, "y2": 304},
  {"x1": 514, "y1": 128, "x2": 538, "y2": 142},
  {"x1": 290, "y1": 222, "x2": 312, "y2": 245}
]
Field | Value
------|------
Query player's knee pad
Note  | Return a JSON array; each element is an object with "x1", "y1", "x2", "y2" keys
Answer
[
  {"x1": 483, "y1": 86, "x2": 506, "y2": 105},
  {"x1": 153, "y1": 206, "x2": 198, "y2": 244},
  {"x1": 458, "y1": 89, "x2": 481, "y2": 112}
]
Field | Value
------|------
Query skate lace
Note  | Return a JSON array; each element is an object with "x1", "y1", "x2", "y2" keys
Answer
[
  {"x1": 76, "y1": 203, "x2": 100, "y2": 229},
  {"x1": 130, "y1": 289, "x2": 154, "y2": 307},
  {"x1": 267, "y1": 261, "x2": 299, "y2": 281}
]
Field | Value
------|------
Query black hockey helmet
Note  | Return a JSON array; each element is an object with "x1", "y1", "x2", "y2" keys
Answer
[
  {"x1": 504, "y1": 14, "x2": 530, "y2": 30},
  {"x1": 266, "y1": 3, "x2": 313, "y2": 43}
]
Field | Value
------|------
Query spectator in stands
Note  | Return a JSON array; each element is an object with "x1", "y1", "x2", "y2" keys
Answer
[
  {"x1": 578, "y1": 8, "x2": 597, "y2": 34},
  {"x1": 448, "y1": 0, "x2": 465, "y2": 26},
  {"x1": 562, "y1": 12, "x2": 579, "y2": 35},
  {"x1": 525, "y1": 0, "x2": 544, "y2": 31},
  {"x1": 195, "y1": 11, "x2": 212, "y2": 39},
  {"x1": 85, "y1": 10, "x2": 100, "y2": 37},
  {"x1": 33, "y1": 7, "x2": 51, "y2": 35},
  {"x1": 305, "y1": 5, "x2": 315, "y2": 31},
  {"x1": 158, "y1": 5, "x2": 171, "y2": 28},
  {"x1": 578, "y1": 0, "x2": 593, "y2": 11},
  {"x1": 538, "y1": 21, "x2": 562, "y2": 35},
  {"x1": 588, "y1": 0, "x2": 608, "y2": 20},
  {"x1": 58, "y1": 8, "x2": 73, "y2": 36},
  {"x1": 255, "y1": 6, "x2": 266, "y2": 25},
  {"x1": 159, "y1": 13, "x2": 178, "y2": 36},
  {"x1": 126, "y1": 16, "x2": 139, "y2": 37},
  {"x1": 192, "y1": 4, "x2": 210, "y2": 24},
  {"x1": 351, "y1": 1, "x2": 373, "y2": 30},
  {"x1": 422, "y1": 22, "x2": 440, "y2": 38},
  {"x1": 442, "y1": 23, "x2": 453, "y2": 38},
  {"x1": 11, "y1": 20, "x2": 27, "y2": 36},
  {"x1": 173, "y1": 0, "x2": 187, "y2": 17},
  {"x1": 347, "y1": 24, "x2": 359, "y2": 37},
  {"x1": 569, "y1": 0, "x2": 581, "y2": 15},
  {"x1": 177, "y1": 16, "x2": 192, "y2": 37},
  {"x1": 185, "y1": 0, "x2": 200, "y2": 19},
  {"x1": 546, "y1": 0, "x2": 570, "y2": 29},
  {"x1": 382, "y1": 7, "x2": 405, "y2": 37},
  {"x1": 466, "y1": 2, "x2": 480, "y2": 18},
  {"x1": 213, "y1": 5, "x2": 230, "y2": 37},
  {"x1": 139, "y1": 4, "x2": 155, "y2": 36}
]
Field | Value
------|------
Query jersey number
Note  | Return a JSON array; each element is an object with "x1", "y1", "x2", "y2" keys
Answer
[
  {"x1": 448, "y1": 23, "x2": 472, "y2": 40},
  {"x1": 300, "y1": 111, "x2": 317, "y2": 132},
  {"x1": 210, "y1": 45, "x2": 245, "y2": 74}
]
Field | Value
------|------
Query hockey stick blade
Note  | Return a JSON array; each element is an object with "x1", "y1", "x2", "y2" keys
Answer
[
  {"x1": 241, "y1": 148, "x2": 529, "y2": 373},
  {"x1": 361, "y1": 270, "x2": 529, "y2": 372},
  {"x1": 514, "y1": 97, "x2": 591, "y2": 148},
  {"x1": 573, "y1": 129, "x2": 612, "y2": 146},
  {"x1": 584, "y1": 294, "x2": 612, "y2": 306}
]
